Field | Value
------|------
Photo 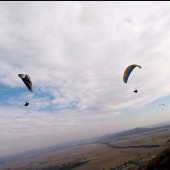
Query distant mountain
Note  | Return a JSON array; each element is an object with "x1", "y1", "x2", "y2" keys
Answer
[
  {"x1": 97, "y1": 125, "x2": 170, "y2": 142},
  {"x1": 147, "y1": 121, "x2": 170, "y2": 128}
]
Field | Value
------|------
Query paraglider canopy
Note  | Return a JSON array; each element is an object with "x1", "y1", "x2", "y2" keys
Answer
[
  {"x1": 123, "y1": 64, "x2": 141, "y2": 83},
  {"x1": 18, "y1": 74, "x2": 33, "y2": 92},
  {"x1": 159, "y1": 104, "x2": 165, "y2": 107}
]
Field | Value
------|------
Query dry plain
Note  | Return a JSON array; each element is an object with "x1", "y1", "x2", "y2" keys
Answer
[{"x1": 1, "y1": 127, "x2": 170, "y2": 170}]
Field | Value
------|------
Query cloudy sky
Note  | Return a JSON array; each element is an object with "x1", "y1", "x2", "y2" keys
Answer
[{"x1": 1, "y1": 1, "x2": 170, "y2": 157}]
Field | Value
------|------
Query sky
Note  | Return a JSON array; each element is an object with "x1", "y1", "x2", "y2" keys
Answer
[{"x1": 1, "y1": 1, "x2": 170, "y2": 157}]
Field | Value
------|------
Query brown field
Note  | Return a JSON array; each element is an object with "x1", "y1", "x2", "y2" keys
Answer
[{"x1": 1, "y1": 128, "x2": 170, "y2": 170}]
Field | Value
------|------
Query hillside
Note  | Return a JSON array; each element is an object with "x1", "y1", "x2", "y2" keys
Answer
[
  {"x1": 97, "y1": 125, "x2": 170, "y2": 142},
  {"x1": 144, "y1": 146, "x2": 170, "y2": 170}
]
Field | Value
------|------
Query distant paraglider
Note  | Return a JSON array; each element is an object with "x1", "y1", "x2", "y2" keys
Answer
[
  {"x1": 159, "y1": 104, "x2": 165, "y2": 107},
  {"x1": 123, "y1": 64, "x2": 141, "y2": 93},
  {"x1": 24, "y1": 102, "x2": 29, "y2": 106},
  {"x1": 18, "y1": 74, "x2": 33, "y2": 107},
  {"x1": 159, "y1": 104, "x2": 165, "y2": 111},
  {"x1": 18, "y1": 74, "x2": 33, "y2": 92},
  {"x1": 134, "y1": 89, "x2": 138, "y2": 93}
]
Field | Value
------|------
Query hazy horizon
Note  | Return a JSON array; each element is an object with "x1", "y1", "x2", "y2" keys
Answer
[
  {"x1": 1, "y1": 1, "x2": 170, "y2": 157},
  {"x1": 1, "y1": 120, "x2": 170, "y2": 158}
]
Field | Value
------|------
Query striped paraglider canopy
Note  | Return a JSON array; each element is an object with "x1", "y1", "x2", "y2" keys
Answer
[{"x1": 123, "y1": 64, "x2": 141, "y2": 83}]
